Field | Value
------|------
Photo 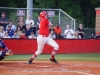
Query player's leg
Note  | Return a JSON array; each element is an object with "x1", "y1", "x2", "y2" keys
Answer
[
  {"x1": 28, "y1": 35, "x2": 46, "y2": 64},
  {"x1": 0, "y1": 40, "x2": 13, "y2": 61},
  {"x1": 0, "y1": 51, "x2": 6, "y2": 61},
  {"x1": 0, "y1": 39, "x2": 9, "y2": 53},
  {"x1": 0, "y1": 51, "x2": 5, "y2": 61},
  {"x1": 31, "y1": 38, "x2": 45, "y2": 59},
  {"x1": 46, "y1": 37, "x2": 59, "y2": 63},
  {"x1": 0, "y1": 40, "x2": 8, "y2": 61}
]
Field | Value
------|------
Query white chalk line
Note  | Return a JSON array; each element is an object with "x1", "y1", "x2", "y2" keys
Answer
[
  {"x1": 66, "y1": 64, "x2": 100, "y2": 67},
  {"x1": 74, "y1": 71, "x2": 96, "y2": 75}
]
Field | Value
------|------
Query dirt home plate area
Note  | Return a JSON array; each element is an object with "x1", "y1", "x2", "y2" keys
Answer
[{"x1": 0, "y1": 61, "x2": 100, "y2": 75}]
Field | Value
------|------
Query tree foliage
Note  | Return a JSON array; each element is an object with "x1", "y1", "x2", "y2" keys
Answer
[{"x1": 0, "y1": 0, "x2": 100, "y2": 28}]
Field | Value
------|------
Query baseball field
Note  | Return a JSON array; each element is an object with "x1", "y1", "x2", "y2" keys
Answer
[{"x1": 0, "y1": 53, "x2": 100, "y2": 75}]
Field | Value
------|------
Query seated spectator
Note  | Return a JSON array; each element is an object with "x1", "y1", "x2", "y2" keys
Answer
[
  {"x1": 49, "y1": 25, "x2": 56, "y2": 39},
  {"x1": 30, "y1": 23, "x2": 36, "y2": 36},
  {"x1": 3, "y1": 32, "x2": 10, "y2": 38},
  {"x1": 25, "y1": 25, "x2": 33, "y2": 37},
  {"x1": 36, "y1": 16, "x2": 41, "y2": 28},
  {"x1": 16, "y1": 26, "x2": 22, "y2": 36},
  {"x1": 6, "y1": 26, "x2": 14, "y2": 37},
  {"x1": 12, "y1": 31, "x2": 19, "y2": 38},
  {"x1": 54, "y1": 23, "x2": 62, "y2": 39},
  {"x1": 6, "y1": 20, "x2": 16, "y2": 31},
  {"x1": 17, "y1": 21, "x2": 26, "y2": 31},
  {"x1": 0, "y1": 12, "x2": 9, "y2": 31},
  {"x1": 18, "y1": 16, "x2": 24, "y2": 23},
  {"x1": 35, "y1": 17, "x2": 41, "y2": 37},
  {"x1": 73, "y1": 31, "x2": 81, "y2": 39},
  {"x1": 50, "y1": 31, "x2": 56, "y2": 39},
  {"x1": 76, "y1": 24, "x2": 85, "y2": 38},
  {"x1": 64, "y1": 25, "x2": 75, "y2": 39},
  {"x1": 28, "y1": 32, "x2": 36, "y2": 39},
  {"x1": 0, "y1": 26, "x2": 5, "y2": 38},
  {"x1": 20, "y1": 30, "x2": 27, "y2": 39},
  {"x1": 36, "y1": 17, "x2": 40, "y2": 25},
  {"x1": 25, "y1": 15, "x2": 34, "y2": 27},
  {"x1": 36, "y1": 27, "x2": 39, "y2": 37}
]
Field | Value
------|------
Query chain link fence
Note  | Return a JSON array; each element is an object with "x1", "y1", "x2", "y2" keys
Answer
[
  {"x1": 0, "y1": 7, "x2": 95, "y2": 38},
  {"x1": 0, "y1": 7, "x2": 75, "y2": 34}
]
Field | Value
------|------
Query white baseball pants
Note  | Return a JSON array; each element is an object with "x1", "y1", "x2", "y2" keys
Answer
[{"x1": 35, "y1": 35, "x2": 59, "y2": 56}]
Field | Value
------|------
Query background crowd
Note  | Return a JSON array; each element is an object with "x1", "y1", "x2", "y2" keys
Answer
[{"x1": 0, "y1": 12, "x2": 85, "y2": 39}]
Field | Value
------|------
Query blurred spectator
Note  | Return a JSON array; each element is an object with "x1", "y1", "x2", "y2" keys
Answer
[
  {"x1": 64, "y1": 25, "x2": 75, "y2": 39},
  {"x1": 3, "y1": 32, "x2": 10, "y2": 38},
  {"x1": 0, "y1": 26, "x2": 5, "y2": 38},
  {"x1": 28, "y1": 32, "x2": 36, "y2": 39},
  {"x1": 12, "y1": 31, "x2": 19, "y2": 38},
  {"x1": 25, "y1": 25, "x2": 33, "y2": 37},
  {"x1": 36, "y1": 27, "x2": 39, "y2": 37},
  {"x1": 49, "y1": 25, "x2": 56, "y2": 39},
  {"x1": 0, "y1": 12, "x2": 9, "y2": 31},
  {"x1": 17, "y1": 21, "x2": 26, "y2": 31},
  {"x1": 6, "y1": 26, "x2": 14, "y2": 37},
  {"x1": 73, "y1": 31, "x2": 81, "y2": 39},
  {"x1": 6, "y1": 20, "x2": 16, "y2": 31},
  {"x1": 16, "y1": 26, "x2": 22, "y2": 36},
  {"x1": 36, "y1": 16, "x2": 41, "y2": 26},
  {"x1": 18, "y1": 16, "x2": 24, "y2": 23},
  {"x1": 30, "y1": 23, "x2": 36, "y2": 36},
  {"x1": 54, "y1": 23, "x2": 62, "y2": 39},
  {"x1": 49, "y1": 25, "x2": 55, "y2": 33},
  {"x1": 76, "y1": 24, "x2": 85, "y2": 38},
  {"x1": 25, "y1": 15, "x2": 34, "y2": 26},
  {"x1": 20, "y1": 30, "x2": 27, "y2": 39},
  {"x1": 35, "y1": 17, "x2": 41, "y2": 37}
]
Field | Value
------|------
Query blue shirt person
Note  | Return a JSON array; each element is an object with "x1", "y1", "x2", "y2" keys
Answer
[
  {"x1": 6, "y1": 26, "x2": 14, "y2": 37},
  {"x1": 0, "y1": 12, "x2": 9, "y2": 31}
]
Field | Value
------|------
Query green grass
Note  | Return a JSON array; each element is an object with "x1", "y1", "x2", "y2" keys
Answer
[{"x1": 3, "y1": 53, "x2": 100, "y2": 62}]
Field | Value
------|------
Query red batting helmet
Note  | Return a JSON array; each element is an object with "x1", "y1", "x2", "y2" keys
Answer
[{"x1": 40, "y1": 11, "x2": 47, "y2": 18}]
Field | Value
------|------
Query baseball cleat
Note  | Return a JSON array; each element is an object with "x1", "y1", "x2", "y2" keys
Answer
[
  {"x1": 50, "y1": 58, "x2": 58, "y2": 64},
  {"x1": 28, "y1": 59, "x2": 33, "y2": 64}
]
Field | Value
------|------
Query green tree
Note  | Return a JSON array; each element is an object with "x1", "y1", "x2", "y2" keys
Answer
[{"x1": 0, "y1": 0, "x2": 100, "y2": 28}]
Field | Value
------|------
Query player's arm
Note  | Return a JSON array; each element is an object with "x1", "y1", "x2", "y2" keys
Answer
[
  {"x1": 0, "y1": 51, "x2": 6, "y2": 60},
  {"x1": 1, "y1": 39, "x2": 13, "y2": 56},
  {"x1": 48, "y1": 20, "x2": 52, "y2": 26}
]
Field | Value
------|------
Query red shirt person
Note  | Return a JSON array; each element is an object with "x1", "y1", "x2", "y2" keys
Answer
[{"x1": 28, "y1": 11, "x2": 59, "y2": 64}]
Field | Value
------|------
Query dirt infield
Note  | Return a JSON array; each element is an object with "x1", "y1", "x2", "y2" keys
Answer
[{"x1": 0, "y1": 61, "x2": 100, "y2": 75}]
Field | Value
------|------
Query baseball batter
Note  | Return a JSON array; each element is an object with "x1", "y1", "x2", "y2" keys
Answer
[
  {"x1": 28, "y1": 11, "x2": 59, "y2": 64},
  {"x1": 0, "y1": 39, "x2": 13, "y2": 60}
]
